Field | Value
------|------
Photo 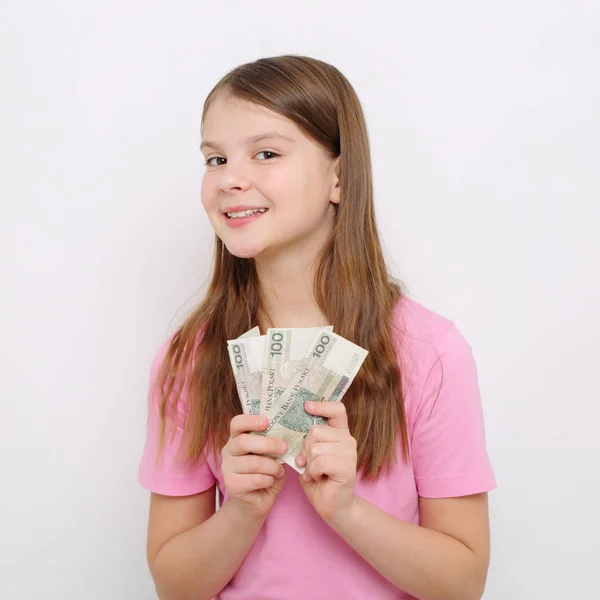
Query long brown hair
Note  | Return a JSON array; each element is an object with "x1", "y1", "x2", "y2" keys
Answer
[{"x1": 155, "y1": 55, "x2": 409, "y2": 480}]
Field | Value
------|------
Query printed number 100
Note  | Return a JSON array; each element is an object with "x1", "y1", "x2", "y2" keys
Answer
[{"x1": 270, "y1": 332, "x2": 284, "y2": 357}]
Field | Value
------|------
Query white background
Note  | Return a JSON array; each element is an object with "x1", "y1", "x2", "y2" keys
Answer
[{"x1": 1, "y1": 1, "x2": 599, "y2": 598}]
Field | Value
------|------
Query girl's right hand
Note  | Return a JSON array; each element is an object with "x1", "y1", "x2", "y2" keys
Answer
[{"x1": 221, "y1": 414, "x2": 288, "y2": 521}]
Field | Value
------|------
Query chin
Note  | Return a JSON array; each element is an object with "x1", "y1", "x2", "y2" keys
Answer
[{"x1": 223, "y1": 240, "x2": 265, "y2": 260}]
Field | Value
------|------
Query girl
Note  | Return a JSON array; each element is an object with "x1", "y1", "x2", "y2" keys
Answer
[{"x1": 138, "y1": 55, "x2": 496, "y2": 600}]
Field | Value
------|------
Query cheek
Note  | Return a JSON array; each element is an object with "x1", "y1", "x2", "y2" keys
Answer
[
  {"x1": 200, "y1": 175, "x2": 216, "y2": 210},
  {"x1": 284, "y1": 172, "x2": 330, "y2": 221},
  {"x1": 263, "y1": 168, "x2": 292, "y2": 198},
  {"x1": 273, "y1": 167, "x2": 323, "y2": 213}
]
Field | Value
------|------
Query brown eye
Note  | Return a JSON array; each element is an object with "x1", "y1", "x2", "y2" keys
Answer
[
  {"x1": 205, "y1": 156, "x2": 226, "y2": 167},
  {"x1": 255, "y1": 151, "x2": 279, "y2": 161}
]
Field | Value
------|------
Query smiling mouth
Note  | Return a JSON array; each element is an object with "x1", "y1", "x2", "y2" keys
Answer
[{"x1": 225, "y1": 208, "x2": 269, "y2": 219}]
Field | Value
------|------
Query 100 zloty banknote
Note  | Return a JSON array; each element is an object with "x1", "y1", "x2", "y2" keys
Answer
[
  {"x1": 261, "y1": 327, "x2": 333, "y2": 415},
  {"x1": 262, "y1": 329, "x2": 368, "y2": 472}
]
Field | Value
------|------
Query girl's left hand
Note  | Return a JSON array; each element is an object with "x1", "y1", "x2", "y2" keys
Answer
[{"x1": 295, "y1": 401, "x2": 357, "y2": 524}]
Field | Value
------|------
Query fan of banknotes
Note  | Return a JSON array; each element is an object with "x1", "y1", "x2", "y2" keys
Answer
[{"x1": 227, "y1": 326, "x2": 368, "y2": 474}]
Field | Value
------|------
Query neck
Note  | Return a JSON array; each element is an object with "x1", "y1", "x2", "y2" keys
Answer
[{"x1": 255, "y1": 241, "x2": 330, "y2": 330}]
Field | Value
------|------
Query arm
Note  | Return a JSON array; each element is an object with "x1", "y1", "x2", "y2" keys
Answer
[
  {"x1": 326, "y1": 493, "x2": 490, "y2": 600},
  {"x1": 146, "y1": 414, "x2": 288, "y2": 600},
  {"x1": 298, "y1": 398, "x2": 493, "y2": 600},
  {"x1": 148, "y1": 489, "x2": 266, "y2": 600}
]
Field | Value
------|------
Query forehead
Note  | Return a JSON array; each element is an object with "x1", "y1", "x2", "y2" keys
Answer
[{"x1": 202, "y1": 93, "x2": 299, "y2": 144}]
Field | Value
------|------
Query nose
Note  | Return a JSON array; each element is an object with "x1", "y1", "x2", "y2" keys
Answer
[{"x1": 220, "y1": 159, "x2": 251, "y2": 192}]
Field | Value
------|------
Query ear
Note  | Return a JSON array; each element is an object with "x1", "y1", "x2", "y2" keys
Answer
[{"x1": 329, "y1": 157, "x2": 341, "y2": 205}]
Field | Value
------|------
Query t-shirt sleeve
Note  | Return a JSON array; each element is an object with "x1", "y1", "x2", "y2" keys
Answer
[
  {"x1": 138, "y1": 339, "x2": 216, "y2": 496},
  {"x1": 411, "y1": 323, "x2": 496, "y2": 498}
]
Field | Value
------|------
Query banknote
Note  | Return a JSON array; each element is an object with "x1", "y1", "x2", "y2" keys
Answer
[
  {"x1": 264, "y1": 330, "x2": 368, "y2": 473},
  {"x1": 263, "y1": 329, "x2": 368, "y2": 436},
  {"x1": 227, "y1": 335, "x2": 265, "y2": 415},
  {"x1": 237, "y1": 326, "x2": 260, "y2": 339},
  {"x1": 269, "y1": 425, "x2": 308, "y2": 473},
  {"x1": 261, "y1": 327, "x2": 333, "y2": 416},
  {"x1": 226, "y1": 327, "x2": 367, "y2": 474}
]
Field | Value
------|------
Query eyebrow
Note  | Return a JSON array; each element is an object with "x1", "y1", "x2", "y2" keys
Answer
[{"x1": 200, "y1": 132, "x2": 296, "y2": 152}]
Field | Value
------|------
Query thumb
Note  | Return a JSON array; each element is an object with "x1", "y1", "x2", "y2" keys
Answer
[
  {"x1": 271, "y1": 464, "x2": 287, "y2": 493},
  {"x1": 295, "y1": 448, "x2": 307, "y2": 468}
]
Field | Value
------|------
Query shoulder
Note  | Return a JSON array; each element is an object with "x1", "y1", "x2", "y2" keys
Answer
[
  {"x1": 391, "y1": 295, "x2": 463, "y2": 359},
  {"x1": 140, "y1": 329, "x2": 218, "y2": 496},
  {"x1": 146, "y1": 328, "x2": 205, "y2": 426},
  {"x1": 149, "y1": 325, "x2": 206, "y2": 379},
  {"x1": 390, "y1": 299, "x2": 496, "y2": 496},
  {"x1": 149, "y1": 336, "x2": 173, "y2": 380},
  {"x1": 390, "y1": 296, "x2": 476, "y2": 415}
]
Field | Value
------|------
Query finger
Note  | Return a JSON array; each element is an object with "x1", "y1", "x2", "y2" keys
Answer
[
  {"x1": 305, "y1": 455, "x2": 337, "y2": 481},
  {"x1": 304, "y1": 424, "x2": 344, "y2": 446},
  {"x1": 230, "y1": 433, "x2": 287, "y2": 457},
  {"x1": 295, "y1": 447, "x2": 306, "y2": 468},
  {"x1": 306, "y1": 442, "x2": 341, "y2": 462},
  {"x1": 234, "y1": 455, "x2": 286, "y2": 478},
  {"x1": 301, "y1": 427, "x2": 340, "y2": 466},
  {"x1": 235, "y1": 473, "x2": 276, "y2": 492},
  {"x1": 230, "y1": 414, "x2": 268, "y2": 438},
  {"x1": 304, "y1": 401, "x2": 348, "y2": 429}
]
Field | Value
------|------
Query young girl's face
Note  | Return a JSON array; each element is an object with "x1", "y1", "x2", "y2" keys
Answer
[{"x1": 200, "y1": 92, "x2": 340, "y2": 260}]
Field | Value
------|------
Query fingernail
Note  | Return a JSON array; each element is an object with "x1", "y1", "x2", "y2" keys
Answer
[
  {"x1": 305, "y1": 401, "x2": 314, "y2": 410},
  {"x1": 302, "y1": 473, "x2": 310, "y2": 482},
  {"x1": 278, "y1": 442, "x2": 287, "y2": 453},
  {"x1": 277, "y1": 466, "x2": 285, "y2": 477}
]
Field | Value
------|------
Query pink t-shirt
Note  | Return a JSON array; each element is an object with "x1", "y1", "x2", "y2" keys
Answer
[{"x1": 138, "y1": 296, "x2": 496, "y2": 599}]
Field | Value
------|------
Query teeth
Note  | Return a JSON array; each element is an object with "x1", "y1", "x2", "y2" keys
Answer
[{"x1": 226, "y1": 208, "x2": 268, "y2": 219}]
